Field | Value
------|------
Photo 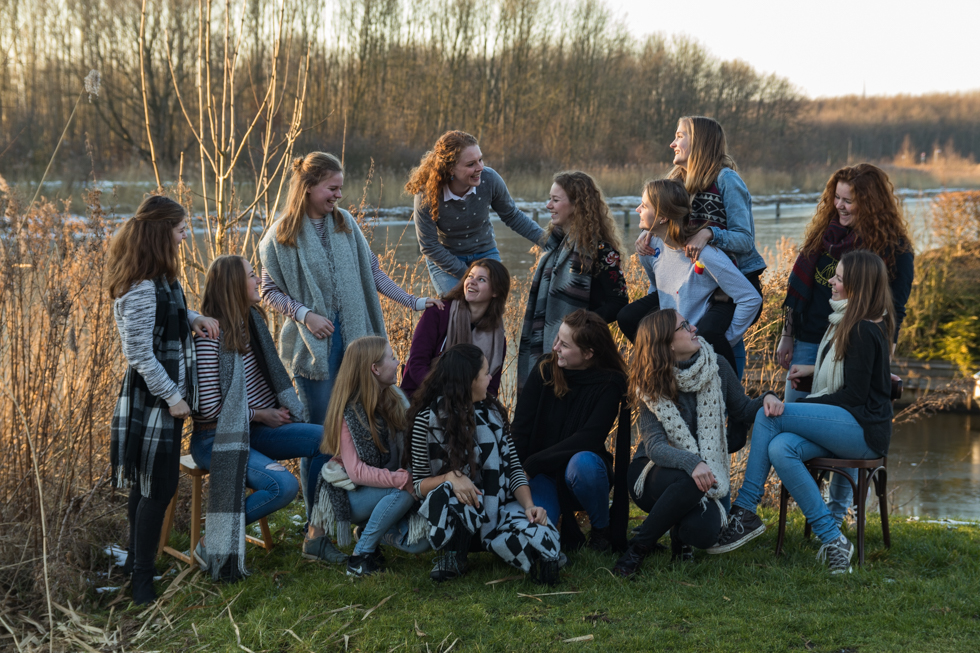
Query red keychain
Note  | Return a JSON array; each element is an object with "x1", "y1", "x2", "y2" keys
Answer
[{"x1": 694, "y1": 260, "x2": 705, "y2": 275}]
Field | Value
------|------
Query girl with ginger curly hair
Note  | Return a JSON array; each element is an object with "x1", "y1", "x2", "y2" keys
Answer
[
  {"x1": 406, "y1": 131, "x2": 545, "y2": 295},
  {"x1": 516, "y1": 171, "x2": 628, "y2": 391}
]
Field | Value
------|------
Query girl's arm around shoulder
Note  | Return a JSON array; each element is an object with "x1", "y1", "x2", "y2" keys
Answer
[{"x1": 484, "y1": 167, "x2": 545, "y2": 245}]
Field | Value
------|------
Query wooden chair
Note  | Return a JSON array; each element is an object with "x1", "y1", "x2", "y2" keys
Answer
[
  {"x1": 158, "y1": 455, "x2": 273, "y2": 568},
  {"x1": 774, "y1": 456, "x2": 890, "y2": 566}
]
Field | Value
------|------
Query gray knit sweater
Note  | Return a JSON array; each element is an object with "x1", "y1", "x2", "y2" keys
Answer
[
  {"x1": 635, "y1": 352, "x2": 766, "y2": 474},
  {"x1": 412, "y1": 167, "x2": 544, "y2": 278}
]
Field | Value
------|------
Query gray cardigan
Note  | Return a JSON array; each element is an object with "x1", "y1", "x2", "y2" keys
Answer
[
  {"x1": 636, "y1": 352, "x2": 769, "y2": 474},
  {"x1": 412, "y1": 167, "x2": 544, "y2": 278}
]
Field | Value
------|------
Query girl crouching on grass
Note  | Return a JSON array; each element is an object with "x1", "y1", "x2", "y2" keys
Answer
[
  {"x1": 613, "y1": 309, "x2": 782, "y2": 578},
  {"x1": 108, "y1": 195, "x2": 218, "y2": 605},
  {"x1": 311, "y1": 336, "x2": 430, "y2": 577},
  {"x1": 190, "y1": 255, "x2": 330, "y2": 581},
  {"x1": 409, "y1": 344, "x2": 562, "y2": 584}
]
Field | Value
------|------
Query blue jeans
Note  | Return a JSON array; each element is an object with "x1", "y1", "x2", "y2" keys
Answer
[
  {"x1": 734, "y1": 404, "x2": 878, "y2": 544},
  {"x1": 783, "y1": 338, "x2": 855, "y2": 522},
  {"x1": 294, "y1": 312, "x2": 344, "y2": 427},
  {"x1": 425, "y1": 247, "x2": 502, "y2": 296},
  {"x1": 347, "y1": 485, "x2": 429, "y2": 555},
  {"x1": 190, "y1": 422, "x2": 329, "y2": 525},
  {"x1": 529, "y1": 452, "x2": 612, "y2": 531}
]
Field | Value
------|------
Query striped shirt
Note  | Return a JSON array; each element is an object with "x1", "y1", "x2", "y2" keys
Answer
[
  {"x1": 113, "y1": 279, "x2": 198, "y2": 407},
  {"x1": 193, "y1": 334, "x2": 277, "y2": 422},
  {"x1": 410, "y1": 407, "x2": 528, "y2": 497},
  {"x1": 260, "y1": 218, "x2": 423, "y2": 322}
]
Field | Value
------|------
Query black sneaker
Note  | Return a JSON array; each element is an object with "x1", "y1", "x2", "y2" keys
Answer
[
  {"x1": 587, "y1": 526, "x2": 612, "y2": 553},
  {"x1": 612, "y1": 542, "x2": 652, "y2": 578},
  {"x1": 529, "y1": 557, "x2": 561, "y2": 586},
  {"x1": 303, "y1": 535, "x2": 348, "y2": 564},
  {"x1": 347, "y1": 550, "x2": 385, "y2": 577},
  {"x1": 816, "y1": 535, "x2": 854, "y2": 575},
  {"x1": 706, "y1": 507, "x2": 766, "y2": 554},
  {"x1": 429, "y1": 550, "x2": 468, "y2": 582}
]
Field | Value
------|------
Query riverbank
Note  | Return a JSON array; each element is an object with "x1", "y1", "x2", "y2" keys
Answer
[{"x1": 14, "y1": 503, "x2": 978, "y2": 653}]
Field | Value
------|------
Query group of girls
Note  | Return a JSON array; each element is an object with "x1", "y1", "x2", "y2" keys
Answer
[{"x1": 108, "y1": 115, "x2": 914, "y2": 604}]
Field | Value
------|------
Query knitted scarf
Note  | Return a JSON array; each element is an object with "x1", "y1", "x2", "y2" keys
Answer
[
  {"x1": 635, "y1": 340, "x2": 728, "y2": 530},
  {"x1": 259, "y1": 209, "x2": 386, "y2": 380},
  {"x1": 809, "y1": 298, "x2": 848, "y2": 398},
  {"x1": 203, "y1": 308, "x2": 308, "y2": 582},
  {"x1": 110, "y1": 277, "x2": 196, "y2": 499},
  {"x1": 446, "y1": 300, "x2": 505, "y2": 379},
  {"x1": 417, "y1": 400, "x2": 561, "y2": 572},
  {"x1": 517, "y1": 230, "x2": 593, "y2": 391},
  {"x1": 785, "y1": 216, "x2": 859, "y2": 314}
]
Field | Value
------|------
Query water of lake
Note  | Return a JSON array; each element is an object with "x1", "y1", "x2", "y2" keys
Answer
[{"x1": 367, "y1": 195, "x2": 979, "y2": 520}]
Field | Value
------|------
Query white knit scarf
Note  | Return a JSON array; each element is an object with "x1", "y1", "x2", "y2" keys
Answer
[
  {"x1": 809, "y1": 298, "x2": 848, "y2": 398},
  {"x1": 636, "y1": 339, "x2": 729, "y2": 505}
]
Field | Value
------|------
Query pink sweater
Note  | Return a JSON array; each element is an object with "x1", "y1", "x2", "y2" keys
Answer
[{"x1": 334, "y1": 421, "x2": 413, "y2": 493}]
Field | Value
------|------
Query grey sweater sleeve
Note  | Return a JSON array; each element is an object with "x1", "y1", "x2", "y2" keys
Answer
[
  {"x1": 114, "y1": 280, "x2": 182, "y2": 406},
  {"x1": 413, "y1": 194, "x2": 469, "y2": 278},
  {"x1": 637, "y1": 404, "x2": 703, "y2": 475},
  {"x1": 700, "y1": 246, "x2": 762, "y2": 345},
  {"x1": 486, "y1": 168, "x2": 544, "y2": 245}
]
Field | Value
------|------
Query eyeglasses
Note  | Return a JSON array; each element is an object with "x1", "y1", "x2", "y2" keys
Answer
[{"x1": 675, "y1": 320, "x2": 694, "y2": 333}]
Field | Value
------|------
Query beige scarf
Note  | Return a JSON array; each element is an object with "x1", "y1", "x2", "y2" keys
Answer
[
  {"x1": 809, "y1": 298, "x2": 848, "y2": 398},
  {"x1": 446, "y1": 300, "x2": 505, "y2": 379}
]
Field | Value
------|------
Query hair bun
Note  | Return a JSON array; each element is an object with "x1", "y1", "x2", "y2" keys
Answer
[{"x1": 292, "y1": 156, "x2": 305, "y2": 172}]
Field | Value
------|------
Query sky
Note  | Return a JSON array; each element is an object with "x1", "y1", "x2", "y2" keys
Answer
[{"x1": 603, "y1": 0, "x2": 980, "y2": 98}]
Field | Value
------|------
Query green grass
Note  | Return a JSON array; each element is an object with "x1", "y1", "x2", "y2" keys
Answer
[{"x1": 103, "y1": 505, "x2": 980, "y2": 652}]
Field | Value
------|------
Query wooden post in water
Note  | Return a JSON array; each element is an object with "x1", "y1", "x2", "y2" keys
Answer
[
  {"x1": 533, "y1": 208, "x2": 539, "y2": 224},
  {"x1": 775, "y1": 201, "x2": 781, "y2": 221},
  {"x1": 623, "y1": 209, "x2": 630, "y2": 231}
]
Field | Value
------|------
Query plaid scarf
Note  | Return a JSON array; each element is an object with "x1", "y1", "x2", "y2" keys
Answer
[
  {"x1": 785, "y1": 216, "x2": 859, "y2": 314},
  {"x1": 417, "y1": 400, "x2": 561, "y2": 572},
  {"x1": 110, "y1": 277, "x2": 195, "y2": 499},
  {"x1": 203, "y1": 308, "x2": 308, "y2": 582},
  {"x1": 517, "y1": 231, "x2": 593, "y2": 392}
]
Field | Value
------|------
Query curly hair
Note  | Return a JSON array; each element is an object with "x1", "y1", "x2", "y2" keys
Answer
[
  {"x1": 404, "y1": 130, "x2": 479, "y2": 224},
  {"x1": 833, "y1": 250, "x2": 896, "y2": 361},
  {"x1": 666, "y1": 116, "x2": 737, "y2": 195},
  {"x1": 443, "y1": 258, "x2": 511, "y2": 328},
  {"x1": 801, "y1": 163, "x2": 913, "y2": 267},
  {"x1": 277, "y1": 152, "x2": 349, "y2": 247},
  {"x1": 629, "y1": 309, "x2": 683, "y2": 403},
  {"x1": 538, "y1": 309, "x2": 627, "y2": 399},
  {"x1": 549, "y1": 171, "x2": 623, "y2": 270},
  {"x1": 406, "y1": 343, "x2": 510, "y2": 479},
  {"x1": 106, "y1": 194, "x2": 184, "y2": 299}
]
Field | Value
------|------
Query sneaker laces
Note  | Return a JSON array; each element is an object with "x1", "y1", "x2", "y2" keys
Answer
[{"x1": 816, "y1": 539, "x2": 851, "y2": 571}]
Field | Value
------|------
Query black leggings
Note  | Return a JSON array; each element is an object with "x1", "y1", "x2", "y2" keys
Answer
[
  {"x1": 627, "y1": 457, "x2": 724, "y2": 550},
  {"x1": 127, "y1": 428, "x2": 182, "y2": 576}
]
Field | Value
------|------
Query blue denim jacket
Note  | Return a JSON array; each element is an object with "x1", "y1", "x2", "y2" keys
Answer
[{"x1": 639, "y1": 167, "x2": 766, "y2": 290}]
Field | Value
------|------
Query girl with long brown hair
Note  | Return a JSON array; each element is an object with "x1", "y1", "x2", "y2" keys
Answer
[
  {"x1": 408, "y1": 344, "x2": 561, "y2": 584},
  {"x1": 406, "y1": 130, "x2": 545, "y2": 295},
  {"x1": 310, "y1": 336, "x2": 429, "y2": 578},
  {"x1": 189, "y1": 255, "x2": 330, "y2": 580},
  {"x1": 517, "y1": 171, "x2": 628, "y2": 390},
  {"x1": 108, "y1": 195, "x2": 217, "y2": 604},
  {"x1": 612, "y1": 309, "x2": 781, "y2": 578},
  {"x1": 401, "y1": 258, "x2": 510, "y2": 397},
  {"x1": 259, "y1": 152, "x2": 442, "y2": 427},
  {"x1": 512, "y1": 310, "x2": 631, "y2": 553},
  {"x1": 710, "y1": 251, "x2": 896, "y2": 575},
  {"x1": 625, "y1": 117, "x2": 766, "y2": 366}
]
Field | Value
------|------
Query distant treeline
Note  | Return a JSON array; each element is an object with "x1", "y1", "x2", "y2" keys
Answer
[{"x1": 0, "y1": 0, "x2": 978, "y2": 183}]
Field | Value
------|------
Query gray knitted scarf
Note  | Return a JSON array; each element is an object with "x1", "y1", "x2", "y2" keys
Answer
[
  {"x1": 203, "y1": 308, "x2": 308, "y2": 582},
  {"x1": 259, "y1": 209, "x2": 387, "y2": 380},
  {"x1": 517, "y1": 230, "x2": 592, "y2": 391}
]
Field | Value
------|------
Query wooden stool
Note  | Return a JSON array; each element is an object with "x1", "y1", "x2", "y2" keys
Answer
[
  {"x1": 158, "y1": 455, "x2": 274, "y2": 568},
  {"x1": 774, "y1": 456, "x2": 890, "y2": 566}
]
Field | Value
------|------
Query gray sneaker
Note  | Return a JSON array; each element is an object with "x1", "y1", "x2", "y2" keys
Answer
[
  {"x1": 706, "y1": 507, "x2": 766, "y2": 554},
  {"x1": 816, "y1": 535, "x2": 853, "y2": 574},
  {"x1": 302, "y1": 535, "x2": 348, "y2": 564}
]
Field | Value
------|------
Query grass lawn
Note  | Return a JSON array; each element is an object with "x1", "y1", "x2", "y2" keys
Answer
[{"x1": 97, "y1": 505, "x2": 980, "y2": 653}]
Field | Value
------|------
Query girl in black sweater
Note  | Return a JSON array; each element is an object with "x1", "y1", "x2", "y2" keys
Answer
[
  {"x1": 710, "y1": 250, "x2": 896, "y2": 575},
  {"x1": 513, "y1": 309, "x2": 630, "y2": 553}
]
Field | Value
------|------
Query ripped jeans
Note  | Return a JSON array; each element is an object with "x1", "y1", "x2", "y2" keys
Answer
[{"x1": 190, "y1": 422, "x2": 329, "y2": 525}]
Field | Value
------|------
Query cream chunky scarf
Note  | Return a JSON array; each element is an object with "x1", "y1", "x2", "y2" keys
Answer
[
  {"x1": 636, "y1": 339, "x2": 729, "y2": 504},
  {"x1": 809, "y1": 298, "x2": 847, "y2": 398}
]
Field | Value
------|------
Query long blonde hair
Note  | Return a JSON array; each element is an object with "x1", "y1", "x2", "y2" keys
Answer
[
  {"x1": 667, "y1": 116, "x2": 737, "y2": 195},
  {"x1": 321, "y1": 337, "x2": 407, "y2": 455},
  {"x1": 277, "y1": 152, "x2": 348, "y2": 247},
  {"x1": 404, "y1": 130, "x2": 479, "y2": 224},
  {"x1": 550, "y1": 171, "x2": 622, "y2": 269},
  {"x1": 106, "y1": 195, "x2": 184, "y2": 298},
  {"x1": 629, "y1": 309, "x2": 682, "y2": 403}
]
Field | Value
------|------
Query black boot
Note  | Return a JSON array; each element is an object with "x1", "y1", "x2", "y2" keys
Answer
[
  {"x1": 587, "y1": 526, "x2": 612, "y2": 553},
  {"x1": 131, "y1": 568, "x2": 156, "y2": 605},
  {"x1": 430, "y1": 527, "x2": 472, "y2": 582},
  {"x1": 613, "y1": 541, "x2": 652, "y2": 579},
  {"x1": 529, "y1": 555, "x2": 561, "y2": 586}
]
